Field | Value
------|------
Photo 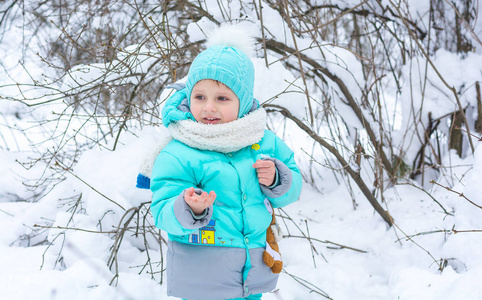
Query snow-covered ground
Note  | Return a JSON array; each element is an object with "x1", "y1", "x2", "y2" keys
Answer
[{"x1": 1, "y1": 125, "x2": 482, "y2": 300}]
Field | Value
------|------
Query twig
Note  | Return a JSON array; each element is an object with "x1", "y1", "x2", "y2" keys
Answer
[
  {"x1": 55, "y1": 160, "x2": 126, "y2": 211},
  {"x1": 256, "y1": 0, "x2": 269, "y2": 68},
  {"x1": 298, "y1": 0, "x2": 369, "y2": 34},
  {"x1": 431, "y1": 180, "x2": 482, "y2": 209},
  {"x1": 261, "y1": 38, "x2": 395, "y2": 178},
  {"x1": 388, "y1": 0, "x2": 475, "y2": 154},
  {"x1": 33, "y1": 224, "x2": 117, "y2": 234},
  {"x1": 443, "y1": 0, "x2": 482, "y2": 47},
  {"x1": 280, "y1": 0, "x2": 314, "y2": 124},
  {"x1": 285, "y1": 235, "x2": 368, "y2": 253},
  {"x1": 397, "y1": 181, "x2": 452, "y2": 216},
  {"x1": 453, "y1": 229, "x2": 482, "y2": 233},
  {"x1": 305, "y1": 220, "x2": 317, "y2": 268},
  {"x1": 277, "y1": 208, "x2": 328, "y2": 262},
  {"x1": 455, "y1": 125, "x2": 482, "y2": 141},
  {"x1": 282, "y1": 269, "x2": 332, "y2": 299},
  {"x1": 0, "y1": 208, "x2": 14, "y2": 217},
  {"x1": 392, "y1": 222, "x2": 442, "y2": 270},
  {"x1": 266, "y1": 105, "x2": 394, "y2": 226},
  {"x1": 108, "y1": 206, "x2": 139, "y2": 282},
  {"x1": 396, "y1": 227, "x2": 482, "y2": 244},
  {"x1": 395, "y1": 229, "x2": 451, "y2": 242}
]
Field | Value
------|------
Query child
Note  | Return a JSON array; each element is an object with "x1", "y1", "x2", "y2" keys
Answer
[{"x1": 150, "y1": 29, "x2": 302, "y2": 300}]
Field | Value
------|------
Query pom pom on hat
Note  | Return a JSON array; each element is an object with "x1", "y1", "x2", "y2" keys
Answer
[
  {"x1": 186, "y1": 23, "x2": 256, "y2": 118},
  {"x1": 206, "y1": 23, "x2": 256, "y2": 56}
]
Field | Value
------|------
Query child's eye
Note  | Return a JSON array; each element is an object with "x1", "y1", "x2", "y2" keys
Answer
[
  {"x1": 194, "y1": 95, "x2": 205, "y2": 100},
  {"x1": 218, "y1": 96, "x2": 229, "y2": 101}
]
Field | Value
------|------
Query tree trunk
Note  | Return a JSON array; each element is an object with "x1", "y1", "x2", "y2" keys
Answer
[
  {"x1": 475, "y1": 82, "x2": 482, "y2": 134},
  {"x1": 449, "y1": 110, "x2": 464, "y2": 157}
]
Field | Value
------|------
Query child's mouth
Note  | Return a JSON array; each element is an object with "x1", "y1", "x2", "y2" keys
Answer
[{"x1": 203, "y1": 117, "x2": 221, "y2": 124}]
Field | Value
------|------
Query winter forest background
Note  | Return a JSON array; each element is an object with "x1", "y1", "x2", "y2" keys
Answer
[{"x1": 1, "y1": 1, "x2": 482, "y2": 299}]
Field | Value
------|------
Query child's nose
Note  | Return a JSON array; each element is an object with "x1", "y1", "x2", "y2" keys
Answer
[{"x1": 203, "y1": 99, "x2": 217, "y2": 112}]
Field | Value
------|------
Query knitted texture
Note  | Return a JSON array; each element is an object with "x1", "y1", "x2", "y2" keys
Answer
[
  {"x1": 168, "y1": 108, "x2": 266, "y2": 153},
  {"x1": 185, "y1": 45, "x2": 255, "y2": 118}
]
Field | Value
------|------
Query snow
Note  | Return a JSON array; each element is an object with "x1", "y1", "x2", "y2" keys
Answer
[
  {"x1": 1, "y1": 126, "x2": 482, "y2": 299},
  {"x1": 186, "y1": 17, "x2": 217, "y2": 43},
  {"x1": 2, "y1": 2, "x2": 482, "y2": 300}
]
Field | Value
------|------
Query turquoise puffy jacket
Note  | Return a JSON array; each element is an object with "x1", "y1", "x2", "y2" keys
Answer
[
  {"x1": 150, "y1": 89, "x2": 302, "y2": 300},
  {"x1": 151, "y1": 129, "x2": 301, "y2": 247}
]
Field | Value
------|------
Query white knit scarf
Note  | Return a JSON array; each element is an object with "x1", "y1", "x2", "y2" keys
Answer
[{"x1": 168, "y1": 108, "x2": 267, "y2": 153}]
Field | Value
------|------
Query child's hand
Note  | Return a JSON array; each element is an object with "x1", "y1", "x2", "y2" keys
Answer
[
  {"x1": 184, "y1": 187, "x2": 216, "y2": 215},
  {"x1": 253, "y1": 159, "x2": 276, "y2": 187}
]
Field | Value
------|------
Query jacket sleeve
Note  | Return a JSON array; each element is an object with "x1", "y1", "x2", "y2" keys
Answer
[
  {"x1": 150, "y1": 151, "x2": 213, "y2": 236},
  {"x1": 260, "y1": 134, "x2": 302, "y2": 208}
]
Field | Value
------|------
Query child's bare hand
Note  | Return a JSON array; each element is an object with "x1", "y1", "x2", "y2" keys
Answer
[
  {"x1": 184, "y1": 187, "x2": 216, "y2": 215},
  {"x1": 253, "y1": 159, "x2": 276, "y2": 187}
]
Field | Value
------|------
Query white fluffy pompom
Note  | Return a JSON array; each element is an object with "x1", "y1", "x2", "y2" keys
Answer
[{"x1": 206, "y1": 23, "x2": 256, "y2": 56}]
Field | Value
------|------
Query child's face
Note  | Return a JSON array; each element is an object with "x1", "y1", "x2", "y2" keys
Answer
[{"x1": 190, "y1": 79, "x2": 239, "y2": 124}]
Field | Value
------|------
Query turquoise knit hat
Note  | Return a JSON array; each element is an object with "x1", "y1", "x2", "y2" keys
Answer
[{"x1": 185, "y1": 45, "x2": 255, "y2": 118}]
